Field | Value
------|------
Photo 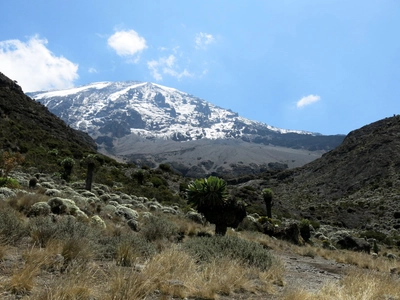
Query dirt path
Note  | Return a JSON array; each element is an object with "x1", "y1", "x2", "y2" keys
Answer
[{"x1": 272, "y1": 250, "x2": 349, "y2": 297}]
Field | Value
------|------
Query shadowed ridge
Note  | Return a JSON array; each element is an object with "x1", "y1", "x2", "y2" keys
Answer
[{"x1": 0, "y1": 72, "x2": 97, "y2": 159}]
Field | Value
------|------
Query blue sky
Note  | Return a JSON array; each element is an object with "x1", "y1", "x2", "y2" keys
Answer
[{"x1": 1, "y1": 1, "x2": 399, "y2": 135}]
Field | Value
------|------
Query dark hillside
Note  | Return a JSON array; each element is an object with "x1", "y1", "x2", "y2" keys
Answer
[
  {"x1": 259, "y1": 115, "x2": 400, "y2": 230},
  {"x1": 0, "y1": 72, "x2": 97, "y2": 169}
]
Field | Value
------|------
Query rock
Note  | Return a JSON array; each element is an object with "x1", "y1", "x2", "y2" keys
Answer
[
  {"x1": 386, "y1": 253, "x2": 397, "y2": 260},
  {"x1": 336, "y1": 235, "x2": 371, "y2": 253},
  {"x1": 186, "y1": 211, "x2": 205, "y2": 224},
  {"x1": 262, "y1": 222, "x2": 305, "y2": 246}
]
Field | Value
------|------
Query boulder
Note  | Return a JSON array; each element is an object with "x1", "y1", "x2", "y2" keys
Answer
[
  {"x1": 186, "y1": 211, "x2": 205, "y2": 224},
  {"x1": 262, "y1": 222, "x2": 305, "y2": 245},
  {"x1": 336, "y1": 235, "x2": 371, "y2": 253}
]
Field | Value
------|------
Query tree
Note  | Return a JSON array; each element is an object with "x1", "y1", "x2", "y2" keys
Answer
[
  {"x1": 262, "y1": 188, "x2": 274, "y2": 218},
  {"x1": 133, "y1": 169, "x2": 147, "y2": 185},
  {"x1": 60, "y1": 157, "x2": 75, "y2": 182},
  {"x1": 0, "y1": 151, "x2": 24, "y2": 178},
  {"x1": 187, "y1": 176, "x2": 246, "y2": 235},
  {"x1": 82, "y1": 154, "x2": 100, "y2": 191}
]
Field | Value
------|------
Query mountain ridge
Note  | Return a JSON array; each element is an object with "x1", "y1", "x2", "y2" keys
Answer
[
  {"x1": 254, "y1": 115, "x2": 400, "y2": 231},
  {"x1": 0, "y1": 72, "x2": 97, "y2": 170},
  {"x1": 28, "y1": 81, "x2": 345, "y2": 176}
]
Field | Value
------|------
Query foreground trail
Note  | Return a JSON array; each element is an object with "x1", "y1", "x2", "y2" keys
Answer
[{"x1": 271, "y1": 250, "x2": 350, "y2": 298}]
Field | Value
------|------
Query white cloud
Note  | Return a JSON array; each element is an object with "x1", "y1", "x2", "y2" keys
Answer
[
  {"x1": 88, "y1": 67, "x2": 97, "y2": 73},
  {"x1": 108, "y1": 30, "x2": 147, "y2": 60},
  {"x1": 296, "y1": 95, "x2": 321, "y2": 108},
  {"x1": 0, "y1": 36, "x2": 78, "y2": 92},
  {"x1": 147, "y1": 54, "x2": 193, "y2": 81},
  {"x1": 195, "y1": 32, "x2": 215, "y2": 49}
]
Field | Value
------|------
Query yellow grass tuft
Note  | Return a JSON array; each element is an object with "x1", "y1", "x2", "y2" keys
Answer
[{"x1": 283, "y1": 268, "x2": 400, "y2": 300}]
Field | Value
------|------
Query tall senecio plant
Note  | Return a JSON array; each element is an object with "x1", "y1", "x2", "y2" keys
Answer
[{"x1": 187, "y1": 176, "x2": 246, "y2": 235}]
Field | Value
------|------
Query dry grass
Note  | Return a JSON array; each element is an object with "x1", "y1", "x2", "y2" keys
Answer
[
  {"x1": 314, "y1": 247, "x2": 400, "y2": 272},
  {"x1": 282, "y1": 268, "x2": 400, "y2": 300},
  {"x1": 7, "y1": 192, "x2": 49, "y2": 214},
  {"x1": 107, "y1": 245, "x2": 280, "y2": 299},
  {"x1": 31, "y1": 264, "x2": 99, "y2": 300}
]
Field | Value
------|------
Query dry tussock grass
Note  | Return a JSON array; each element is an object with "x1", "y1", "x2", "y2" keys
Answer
[
  {"x1": 8, "y1": 192, "x2": 49, "y2": 214},
  {"x1": 283, "y1": 268, "x2": 400, "y2": 300},
  {"x1": 107, "y1": 245, "x2": 280, "y2": 299},
  {"x1": 32, "y1": 264, "x2": 99, "y2": 300},
  {"x1": 315, "y1": 247, "x2": 400, "y2": 272}
]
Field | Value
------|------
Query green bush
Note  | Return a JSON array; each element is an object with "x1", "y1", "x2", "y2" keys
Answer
[
  {"x1": 182, "y1": 235, "x2": 272, "y2": 271},
  {"x1": 159, "y1": 163, "x2": 172, "y2": 173},
  {"x1": 360, "y1": 230, "x2": 387, "y2": 242},
  {"x1": 140, "y1": 214, "x2": 179, "y2": 242},
  {"x1": 149, "y1": 175, "x2": 168, "y2": 188},
  {"x1": 0, "y1": 177, "x2": 20, "y2": 188},
  {"x1": 29, "y1": 215, "x2": 98, "y2": 247},
  {"x1": 0, "y1": 204, "x2": 27, "y2": 245},
  {"x1": 299, "y1": 219, "x2": 311, "y2": 242},
  {"x1": 97, "y1": 231, "x2": 156, "y2": 262}
]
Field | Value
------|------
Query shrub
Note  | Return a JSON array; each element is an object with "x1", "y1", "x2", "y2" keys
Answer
[
  {"x1": 149, "y1": 175, "x2": 167, "y2": 188},
  {"x1": 360, "y1": 230, "x2": 387, "y2": 242},
  {"x1": 182, "y1": 235, "x2": 272, "y2": 271},
  {"x1": 0, "y1": 177, "x2": 20, "y2": 188},
  {"x1": 159, "y1": 163, "x2": 172, "y2": 173},
  {"x1": 0, "y1": 151, "x2": 24, "y2": 178},
  {"x1": 29, "y1": 216, "x2": 58, "y2": 247},
  {"x1": 299, "y1": 219, "x2": 311, "y2": 242},
  {"x1": 98, "y1": 232, "x2": 156, "y2": 263},
  {"x1": 29, "y1": 215, "x2": 97, "y2": 247},
  {"x1": 140, "y1": 214, "x2": 180, "y2": 242},
  {"x1": 0, "y1": 204, "x2": 27, "y2": 245}
]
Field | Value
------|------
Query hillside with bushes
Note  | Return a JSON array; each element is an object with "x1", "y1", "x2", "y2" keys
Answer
[
  {"x1": 0, "y1": 72, "x2": 97, "y2": 172},
  {"x1": 1, "y1": 72, "x2": 400, "y2": 298}
]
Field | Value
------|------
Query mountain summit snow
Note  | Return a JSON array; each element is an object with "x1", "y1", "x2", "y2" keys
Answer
[
  {"x1": 31, "y1": 81, "x2": 310, "y2": 141},
  {"x1": 29, "y1": 81, "x2": 344, "y2": 177}
]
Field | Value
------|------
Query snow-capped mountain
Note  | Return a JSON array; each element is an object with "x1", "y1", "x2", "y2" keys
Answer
[
  {"x1": 31, "y1": 81, "x2": 310, "y2": 141},
  {"x1": 28, "y1": 81, "x2": 344, "y2": 177}
]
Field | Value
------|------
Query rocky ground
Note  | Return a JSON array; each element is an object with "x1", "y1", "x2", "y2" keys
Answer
[{"x1": 273, "y1": 251, "x2": 348, "y2": 297}]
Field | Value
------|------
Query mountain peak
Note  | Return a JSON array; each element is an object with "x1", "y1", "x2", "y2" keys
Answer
[
  {"x1": 30, "y1": 80, "x2": 317, "y2": 140},
  {"x1": 28, "y1": 81, "x2": 344, "y2": 176}
]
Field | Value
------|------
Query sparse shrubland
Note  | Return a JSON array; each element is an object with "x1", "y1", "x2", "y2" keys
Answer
[{"x1": 0, "y1": 168, "x2": 399, "y2": 299}]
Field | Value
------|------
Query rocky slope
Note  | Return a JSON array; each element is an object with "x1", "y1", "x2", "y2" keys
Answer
[
  {"x1": 255, "y1": 115, "x2": 400, "y2": 232},
  {"x1": 28, "y1": 81, "x2": 344, "y2": 176}
]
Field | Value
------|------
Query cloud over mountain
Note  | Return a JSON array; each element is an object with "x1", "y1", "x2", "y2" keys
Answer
[
  {"x1": 108, "y1": 30, "x2": 147, "y2": 60},
  {"x1": 0, "y1": 36, "x2": 78, "y2": 92}
]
